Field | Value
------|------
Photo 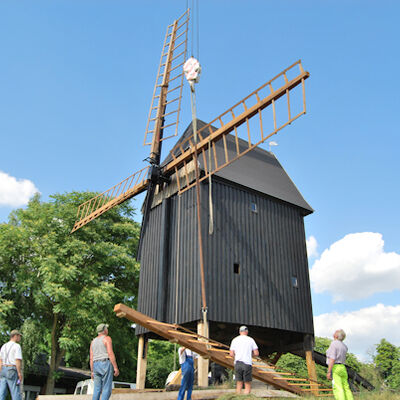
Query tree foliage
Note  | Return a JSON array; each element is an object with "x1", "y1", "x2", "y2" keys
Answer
[
  {"x1": 1, "y1": 191, "x2": 400, "y2": 395},
  {"x1": 0, "y1": 192, "x2": 140, "y2": 392},
  {"x1": 373, "y1": 339, "x2": 400, "y2": 390},
  {"x1": 359, "y1": 363, "x2": 384, "y2": 390},
  {"x1": 146, "y1": 340, "x2": 178, "y2": 388}
]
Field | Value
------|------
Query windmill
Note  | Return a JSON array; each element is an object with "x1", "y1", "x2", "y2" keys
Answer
[{"x1": 71, "y1": 9, "x2": 316, "y2": 392}]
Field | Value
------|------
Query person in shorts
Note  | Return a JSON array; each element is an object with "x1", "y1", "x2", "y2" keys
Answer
[{"x1": 229, "y1": 326, "x2": 259, "y2": 394}]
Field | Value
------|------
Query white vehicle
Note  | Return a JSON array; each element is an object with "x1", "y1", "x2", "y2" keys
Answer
[{"x1": 74, "y1": 379, "x2": 136, "y2": 395}]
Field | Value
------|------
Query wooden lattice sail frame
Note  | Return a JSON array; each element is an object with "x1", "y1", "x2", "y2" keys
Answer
[
  {"x1": 71, "y1": 60, "x2": 309, "y2": 232},
  {"x1": 144, "y1": 9, "x2": 189, "y2": 159},
  {"x1": 114, "y1": 304, "x2": 333, "y2": 397},
  {"x1": 167, "y1": 60, "x2": 308, "y2": 194}
]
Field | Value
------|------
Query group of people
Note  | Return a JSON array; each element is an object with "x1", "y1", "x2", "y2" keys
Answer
[
  {"x1": 0, "y1": 323, "x2": 354, "y2": 400},
  {"x1": 178, "y1": 325, "x2": 259, "y2": 399},
  {"x1": 176, "y1": 326, "x2": 355, "y2": 400},
  {"x1": 0, "y1": 324, "x2": 120, "y2": 400}
]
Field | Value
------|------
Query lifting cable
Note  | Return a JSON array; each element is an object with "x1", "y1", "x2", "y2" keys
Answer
[
  {"x1": 184, "y1": 61, "x2": 207, "y2": 315},
  {"x1": 173, "y1": 193, "x2": 181, "y2": 371},
  {"x1": 185, "y1": 0, "x2": 213, "y2": 236},
  {"x1": 183, "y1": 1, "x2": 211, "y2": 338}
]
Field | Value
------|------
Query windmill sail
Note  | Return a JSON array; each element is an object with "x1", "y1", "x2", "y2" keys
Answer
[
  {"x1": 143, "y1": 9, "x2": 189, "y2": 161},
  {"x1": 72, "y1": 57, "x2": 309, "y2": 233},
  {"x1": 71, "y1": 10, "x2": 189, "y2": 233},
  {"x1": 71, "y1": 167, "x2": 150, "y2": 233},
  {"x1": 162, "y1": 60, "x2": 309, "y2": 194}
]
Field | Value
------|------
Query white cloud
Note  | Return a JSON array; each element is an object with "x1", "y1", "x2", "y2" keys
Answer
[
  {"x1": 310, "y1": 232, "x2": 400, "y2": 301},
  {"x1": 314, "y1": 304, "x2": 400, "y2": 361},
  {"x1": 0, "y1": 171, "x2": 40, "y2": 207},
  {"x1": 306, "y1": 235, "x2": 318, "y2": 258}
]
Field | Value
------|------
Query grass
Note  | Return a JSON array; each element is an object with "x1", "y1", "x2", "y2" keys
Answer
[
  {"x1": 354, "y1": 391, "x2": 400, "y2": 400},
  {"x1": 215, "y1": 390, "x2": 400, "y2": 400},
  {"x1": 216, "y1": 394, "x2": 262, "y2": 400}
]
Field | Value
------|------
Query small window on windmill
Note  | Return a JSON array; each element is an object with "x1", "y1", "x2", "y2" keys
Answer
[
  {"x1": 291, "y1": 276, "x2": 298, "y2": 288},
  {"x1": 250, "y1": 202, "x2": 257, "y2": 213},
  {"x1": 234, "y1": 263, "x2": 240, "y2": 274}
]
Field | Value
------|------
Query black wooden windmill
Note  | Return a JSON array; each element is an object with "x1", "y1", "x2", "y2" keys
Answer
[{"x1": 71, "y1": 10, "x2": 315, "y2": 390}]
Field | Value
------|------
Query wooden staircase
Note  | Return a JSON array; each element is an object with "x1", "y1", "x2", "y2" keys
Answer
[{"x1": 114, "y1": 304, "x2": 333, "y2": 397}]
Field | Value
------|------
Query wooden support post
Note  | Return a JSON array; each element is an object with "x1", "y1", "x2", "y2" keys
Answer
[
  {"x1": 304, "y1": 334, "x2": 319, "y2": 396},
  {"x1": 197, "y1": 320, "x2": 209, "y2": 387},
  {"x1": 305, "y1": 350, "x2": 319, "y2": 396},
  {"x1": 136, "y1": 335, "x2": 148, "y2": 389}
]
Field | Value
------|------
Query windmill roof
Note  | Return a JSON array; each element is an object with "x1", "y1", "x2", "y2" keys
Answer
[{"x1": 162, "y1": 119, "x2": 313, "y2": 215}]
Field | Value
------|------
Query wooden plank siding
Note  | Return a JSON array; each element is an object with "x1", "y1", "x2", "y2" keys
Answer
[
  {"x1": 203, "y1": 178, "x2": 313, "y2": 334},
  {"x1": 136, "y1": 178, "x2": 313, "y2": 342}
]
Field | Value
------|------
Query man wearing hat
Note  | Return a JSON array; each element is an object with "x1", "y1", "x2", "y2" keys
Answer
[
  {"x1": 90, "y1": 323, "x2": 119, "y2": 400},
  {"x1": 0, "y1": 329, "x2": 23, "y2": 400},
  {"x1": 229, "y1": 326, "x2": 259, "y2": 394}
]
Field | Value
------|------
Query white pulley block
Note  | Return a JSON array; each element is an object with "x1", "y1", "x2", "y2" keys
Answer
[{"x1": 183, "y1": 57, "x2": 201, "y2": 90}]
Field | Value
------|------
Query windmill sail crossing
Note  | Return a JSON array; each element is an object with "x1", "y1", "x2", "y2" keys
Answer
[{"x1": 71, "y1": 60, "x2": 309, "y2": 232}]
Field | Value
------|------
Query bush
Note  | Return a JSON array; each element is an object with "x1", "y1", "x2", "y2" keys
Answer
[{"x1": 145, "y1": 340, "x2": 178, "y2": 388}]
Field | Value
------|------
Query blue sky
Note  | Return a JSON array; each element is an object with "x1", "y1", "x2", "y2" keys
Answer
[{"x1": 1, "y1": 1, "x2": 399, "y2": 360}]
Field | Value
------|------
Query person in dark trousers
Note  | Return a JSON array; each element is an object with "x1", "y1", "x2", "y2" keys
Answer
[
  {"x1": 177, "y1": 346, "x2": 195, "y2": 400},
  {"x1": 211, "y1": 362, "x2": 227, "y2": 385},
  {"x1": 90, "y1": 324, "x2": 119, "y2": 400},
  {"x1": 229, "y1": 326, "x2": 259, "y2": 394},
  {"x1": 326, "y1": 329, "x2": 354, "y2": 400},
  {"x1": 0, "y1": 330, "x2": 23, "y2": 400}
]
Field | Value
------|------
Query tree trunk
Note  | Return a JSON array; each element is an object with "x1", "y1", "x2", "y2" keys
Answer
[{"x1": 44, "y1": 313, "x2": 65, "y2": 395}]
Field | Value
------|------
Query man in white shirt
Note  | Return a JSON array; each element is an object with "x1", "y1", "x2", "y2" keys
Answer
[
  {"x1": 229, "y1": 326, "x2": 259, "y2": 394},
  {"x1": 0, "y1": 329, "x2": 23, "y2": 400}
]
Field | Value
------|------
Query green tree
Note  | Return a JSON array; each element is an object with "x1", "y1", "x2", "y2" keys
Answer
[
  {"x1": 146, "y1": 340, "x2": 178, "y2": 388},
  {"x1": 346, "y1": 352, "x2": 362, "y2": 373},
  {"x1": 0, "y1": 192, "x2": 140, "y2": 393},
  {"x1": 374, "y1": 339, "x2": 400, "y2": 389},
  {"x1": 276, "y1": 352, "x2": 308, "y2": 379},
  {"x1": 359, "y1": 363, "x2": 384, "y2": 390},
  {"x1": 387, "y1": 359, "x2": 400, "y2": 390},
  {"x1": 20, "y1": 318, "x2": 48, "y2": 375},
  {"x1": 314, "y1": 337, "x2": 331, "y2": 353}
]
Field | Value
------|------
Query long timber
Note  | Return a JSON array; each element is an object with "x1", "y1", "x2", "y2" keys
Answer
[{"x1": 114, "y1": 304, "x2": 333, "y2": 396}]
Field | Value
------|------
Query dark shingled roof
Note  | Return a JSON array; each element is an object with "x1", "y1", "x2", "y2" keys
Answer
[{"x1": 162, "y1": 119, "x2": 313, "y2": 215}]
